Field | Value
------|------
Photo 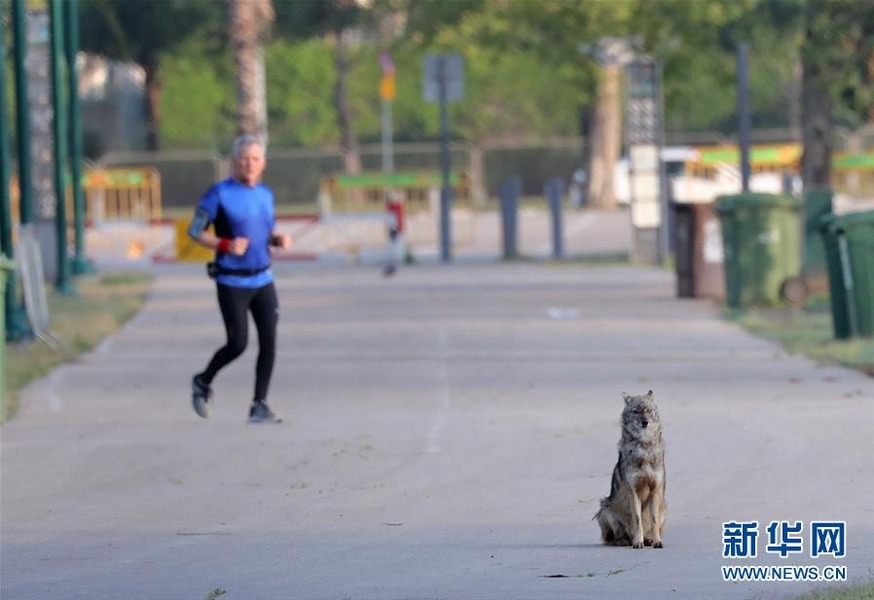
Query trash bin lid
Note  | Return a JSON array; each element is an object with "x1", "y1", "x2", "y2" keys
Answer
[
  {"x1": 827, "y1": 209, "x2": 874, "y2": 234},
  {"x1": 715, "y1": 192, "x2": 800, "y2": 213},
  {"x1": 817, "y1": 212, "x2": 838, "y2": 232}
]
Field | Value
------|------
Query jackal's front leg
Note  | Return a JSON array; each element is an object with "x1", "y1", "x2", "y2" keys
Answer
[
  {"x1": 629, "y1": 491, "x2": 645, "y2": 549},
  {"x1": 645, "y1": 487, "x2": 666, "y2": 549}
]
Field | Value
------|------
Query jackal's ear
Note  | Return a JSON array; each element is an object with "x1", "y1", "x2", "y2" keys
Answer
[
  {"x1": 647, "y1": 390, "x2": 654, "y2": 399},
  {"x1": 622, "y1": 392, "x2": 631, "y2": 403}
]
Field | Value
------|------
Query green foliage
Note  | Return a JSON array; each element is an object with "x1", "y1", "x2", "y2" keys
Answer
[
  {"x1": 150, "y1": 0, "x2": 872, "y2": 150},
  {"x1": 802, "y1": 0, "x2": 874, "y2": 126},
  {"x1": 631, "y1": 0, "x2": 800, "y2": 131},
  {"x1": 273, "y1": 0, "x2": 362, "y2": 38},
  {"x1": 160, "y1": 34, "x2": 236, "y2": 149},
  {"x1": 398, "y1": 0, "x2": 486, "y2": 46},
  {"x1": 425, "y1": 5, "x2": 592, "y2": 141},
  {"x1": 79, "y1": 0, "x2": 223, "y2": 70},
  {"x1": 266, "y1": 39, "x2": 340, "y2": 146}
]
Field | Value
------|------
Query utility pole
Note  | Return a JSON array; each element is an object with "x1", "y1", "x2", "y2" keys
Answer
[
  {"x1": 737, "y1": 43, "x2": 752, "y2": 192},
  {"x1": 65, "y1": 0, "x2": 95, "y2": 275},
  {"x1": 1, "y1": 1, "x2": 31, "y2": 340},
  {"x1": 49, "y1": 0, "x2": 74, "y2": 293}
]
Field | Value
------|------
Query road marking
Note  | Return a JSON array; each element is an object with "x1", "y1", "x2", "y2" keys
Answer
[{"x1": 425, "y1": 326, "x2": 452, "y2": 454}]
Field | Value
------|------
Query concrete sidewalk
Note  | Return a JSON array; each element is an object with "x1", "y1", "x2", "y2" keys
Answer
[{"x1": 2, "y1": 261, "x2": 872, "y2": 600}]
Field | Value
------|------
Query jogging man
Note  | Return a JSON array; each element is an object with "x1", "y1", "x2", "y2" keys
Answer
[{"x1": 187, "y1": 134, "x2": 291, "y2": 423}]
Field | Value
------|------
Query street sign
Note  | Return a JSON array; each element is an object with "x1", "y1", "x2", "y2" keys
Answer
[
  {"x1": 423, "y1": 53, "x2": 464, "y2": 262},
  {"x1": 379, "y1": 74, "x2": 396, "y2": 101},
  {"x1": 379, "y1": 51, "x2": 396, "y2": 102},
  {"x1": 423, "y1": 54, "x2": 464, "y2": 103}
]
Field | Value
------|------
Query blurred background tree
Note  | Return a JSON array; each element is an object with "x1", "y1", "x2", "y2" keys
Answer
[
  {"x1": 78, "y1": 0, "x2": 224, "y2": 150},
  {"x1": 800, "y1": 0, "x2": 874, "y2": 189},
  {"x1": 228, "y1": 0, "x2": 274, "y2": 140},
  {"x1": 75, "y1": 0, "x2": 873, "y2": 189}
]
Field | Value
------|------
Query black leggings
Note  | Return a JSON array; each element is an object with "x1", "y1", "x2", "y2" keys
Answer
[{"x1": 200, "y1": 282, "x2": 279, "y2": 403}]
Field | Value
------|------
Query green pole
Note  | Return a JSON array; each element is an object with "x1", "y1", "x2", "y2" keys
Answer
[
  {"x1": 1, "y1": 3, "x2": 14, "y2": 256},
  {"x1": 5, "y1": 0, "x2": 32, "y2": 340},
  {"x1": 64, "y1": 0, "x2": 94, "y2": 275},
  {"x1": 12, "y1": 0, "x2": 32, "y2": 227},
  {"x1": 49, "y1": 0, "x2": 74, "y2": 294}
]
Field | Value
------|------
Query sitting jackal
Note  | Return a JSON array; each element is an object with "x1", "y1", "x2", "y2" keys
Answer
[{"x1": 595, "y1": 390, "x2": 666, "y2": 548}]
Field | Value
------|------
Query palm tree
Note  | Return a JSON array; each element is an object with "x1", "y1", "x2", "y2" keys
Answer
[
  {"x1": 228, "y1": 0, "x2": 274, "y2": 142},
  {"x1": 332, "y1": 27, "x2": 361, "y2": 175}
]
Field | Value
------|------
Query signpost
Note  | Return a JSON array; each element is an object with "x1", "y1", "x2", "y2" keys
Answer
[
  {"x1": 424, "y1": 53, "x2": 463, "y2": 262},
  {"x1": 379, "y1": 52, "x2": 396, "y2": 174}
]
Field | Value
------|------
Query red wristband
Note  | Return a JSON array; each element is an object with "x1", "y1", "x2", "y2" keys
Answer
[{"x1": 217, "y1": 238, "x2": 231, "y2": 253}]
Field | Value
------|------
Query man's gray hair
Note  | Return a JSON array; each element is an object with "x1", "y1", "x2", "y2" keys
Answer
[{"x1": 232, "y1": 134, "x2": 265, "y2": 160}]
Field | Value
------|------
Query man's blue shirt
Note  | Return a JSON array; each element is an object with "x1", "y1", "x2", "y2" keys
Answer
[{"x1": 190, "y1": 177, "x2": 276, "y2": 288}]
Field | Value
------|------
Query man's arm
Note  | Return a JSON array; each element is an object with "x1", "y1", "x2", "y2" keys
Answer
[
  {"x1": 188, "y1": 207, "x2": 249, "y2": 255},
  {"x1": 269, "y1": 231, "x2": 292, "y2": 250}
]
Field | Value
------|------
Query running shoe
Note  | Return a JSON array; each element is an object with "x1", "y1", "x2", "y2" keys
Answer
[
  {"x1": 191, "y1": 374, "x2": 213, "y2": 419},
  {"x1": 248, "y1": 401, "x2": 283, "y2": 424}
]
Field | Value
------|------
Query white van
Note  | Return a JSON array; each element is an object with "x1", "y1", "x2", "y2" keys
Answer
[{"x1": 615, "y1": 146, "x2": 801, "y2": 205}]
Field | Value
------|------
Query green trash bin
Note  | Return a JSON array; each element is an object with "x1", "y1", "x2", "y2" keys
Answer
[
  {"x1": 818, "y1": 213, "x2": 851, "y2": 339},
  {"x1": 821, "y1": 210, "x2": 874, "y2": 338},
  {"x1": 0, "y1": 254, "x2": 16, "y2": 422},
  {"x1": 715, "y1": 193, "x2": 802, "y2": 307},
  {"x1": 802, "y1": 188, "x2": 833, "y2": 277}
]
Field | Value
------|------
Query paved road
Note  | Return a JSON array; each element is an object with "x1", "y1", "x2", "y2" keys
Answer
[{"x1": 2, "y1": 261, "x2": 872, "y2": 600}]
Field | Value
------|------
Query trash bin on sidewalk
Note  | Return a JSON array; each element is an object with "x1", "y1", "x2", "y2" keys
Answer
[
  {"x1": 819, "y1": 210, "x2": 874, "y2": 339},
  {"x1": 802, "y1": 188, "x2": 833, "y2": 281},
  {"x1": 0, "y1": 255, "x2": 16, "y2": 422},
  {"x1": 673, "y1": 202, "x2": 725, "y2": 299},
  {"x1": 715, "y1": 193, "x2": 802, "y2": 307},
  {"x1": 818, "y1": 214, "x2": 851, "y2": 339}
]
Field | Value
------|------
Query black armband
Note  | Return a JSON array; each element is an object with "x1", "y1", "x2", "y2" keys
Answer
[
  {"x1": 188, "y1": 208, "x2": 211, "y2": 239},
  {"x1": 269, "y1": 233, "x2": 283, "y2": 247}
]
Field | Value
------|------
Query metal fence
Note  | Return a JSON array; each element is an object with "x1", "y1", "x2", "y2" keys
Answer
[{"x1": 99, "y1": 127, "x2": 874, "y2": 211}]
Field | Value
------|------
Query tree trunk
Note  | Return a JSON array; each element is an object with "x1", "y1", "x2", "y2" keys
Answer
[
  {"x1": 787, "y1": 60, "x2": 803, "y2": 142},
  {"x1": 468, "y1": 143, "x2": 487, "y2": 208},
  {"x1": 586, "y1": 64, "x2": 622, "y2": 209},
  {"x1": 800, "y1": 60, "x2": 831, "y2": 190},
  {"x1": 229, "y1": 0, "x2": 272, "y2": 141},
  {"x1": 333, "y1": 33, "x2": 360, "y2": 175},
  {"x1": 143, "y1": 64, "x2": 161, "y2": 151}
]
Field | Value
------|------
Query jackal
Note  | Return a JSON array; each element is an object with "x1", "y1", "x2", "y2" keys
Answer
[{"x1": 595, "y1": 390, "x2": 666, "y2": 548}]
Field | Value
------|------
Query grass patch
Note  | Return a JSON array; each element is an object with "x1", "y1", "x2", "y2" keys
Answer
[
  {"x1": 3, "y1": 271, "x2": 153, "y2": 422},
  {"x1": 726, "y1": 295, "x2": 874, "y2": 378},
  {"x1": 782, "y1": 581, "x2": 874, "y2": 600}
]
